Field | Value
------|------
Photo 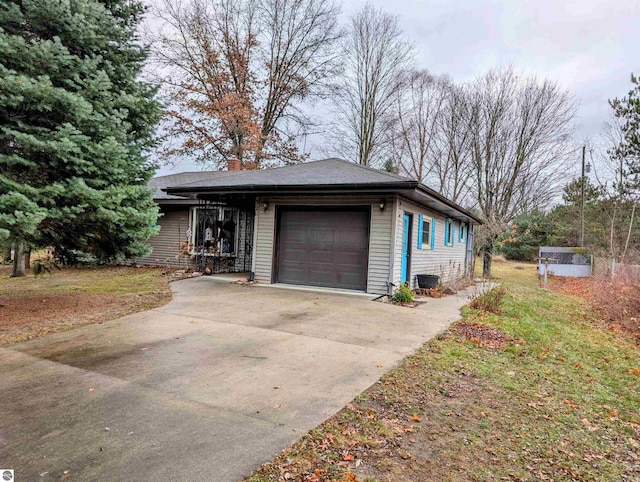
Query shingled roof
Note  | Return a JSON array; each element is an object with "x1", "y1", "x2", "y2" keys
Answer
[
  {"x1": 162, "y1": 158, "x2": 482, "y2": 224},
  {"x1": 149, "y1": 171, "x2": 235, "y2": 200},
  {"x1": 165, "y1": 158, "x2": 416, "y2": 193}
]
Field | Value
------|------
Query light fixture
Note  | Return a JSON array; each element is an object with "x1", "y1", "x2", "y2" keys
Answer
[
  {"x1": 379, "y1": 200, "x2": 385, "y2": 212},
  {"x1": 263, "y1": 202, "x2": 269, "y2": 212}
]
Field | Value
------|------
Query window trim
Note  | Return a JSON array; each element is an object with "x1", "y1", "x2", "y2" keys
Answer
[
  {"x1": 418, "y1": 214, "x2": 432, "y2": 250},
  {"x1": 445, "y1": 218, "x2": 455, "y2": 247}
]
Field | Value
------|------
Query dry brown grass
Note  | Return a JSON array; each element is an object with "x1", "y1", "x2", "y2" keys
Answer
[
  {"x1": 0, "y1": 265, "x2": 172, "y2": 345},
  {"x1": 591, "y1": 269, "x2": 640, "y2": 338},
  {"x1": 550, "y1": 269, "x2": 640, "y2": 341}
]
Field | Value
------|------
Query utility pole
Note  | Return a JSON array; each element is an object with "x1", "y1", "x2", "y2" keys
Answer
[{"x1": 580, "y1": 145, "x2": 586, "y2": 247}]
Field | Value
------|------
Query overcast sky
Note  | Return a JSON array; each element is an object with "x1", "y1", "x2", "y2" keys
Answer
[{"x1": 152, "y1": 0, "x2": 639, "y2": 177}]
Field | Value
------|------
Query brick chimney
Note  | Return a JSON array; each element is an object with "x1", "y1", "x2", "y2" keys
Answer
[{"x1": 227, "y1": 156, "x2": 242, "y2": 171}]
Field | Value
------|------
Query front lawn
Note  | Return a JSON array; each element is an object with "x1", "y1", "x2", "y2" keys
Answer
[
  {"x1": 0, "y1": 265, "x2": 172, "y2": 345},
  {"x1": 247, "y1": 260, "x2": 640, "y2": 481}
]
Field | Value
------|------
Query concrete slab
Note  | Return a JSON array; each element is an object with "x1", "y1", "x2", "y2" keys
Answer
[{"x1": 0, "y1": 278, "x2": 483, "y2": 481}]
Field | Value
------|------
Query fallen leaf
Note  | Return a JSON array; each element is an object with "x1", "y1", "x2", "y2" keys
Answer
[{"x1": 410, "y1": 415, "x2": 422, "y2": 422}]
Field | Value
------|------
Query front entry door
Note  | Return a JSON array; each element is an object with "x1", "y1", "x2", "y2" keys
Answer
[{"x1": 401, "y1": 213, "x2": 412, "y2": 284}]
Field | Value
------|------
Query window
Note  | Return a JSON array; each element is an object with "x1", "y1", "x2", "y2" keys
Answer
[
  {"x1": 421, "y1": 218, "x2": 430, "y2": 247},
  {"x1": 418, "y1": 215, "x2": 436, "y2": 250},
  {"x1": 417, "y1": 214, "x2": 429, "y2": 249},
  {"x1": 445, "y1": 219, "x2": 455, "y2": 246},
  {"x1": 190, "y1": 207, "x2": 238, "y2": 255},
  {"x1": 459, "y1": 222, "x2": 466, "y2": 242}
]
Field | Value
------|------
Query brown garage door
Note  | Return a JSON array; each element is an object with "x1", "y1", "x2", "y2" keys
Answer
[{"x1": 276, "y1": 207, "x2": 370, "y2": 291}]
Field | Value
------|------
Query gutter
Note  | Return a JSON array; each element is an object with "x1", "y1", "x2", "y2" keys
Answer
[{"x1": 164, "y1": 181, "x2": 418, "y2": 196}]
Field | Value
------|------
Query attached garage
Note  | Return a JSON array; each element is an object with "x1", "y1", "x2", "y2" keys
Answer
[
  {"x1": 275, "y1": 207, "x2": 370, "y2": 291},
  {"x1": 161, "y1": 158, "x2": 483, "y2": 295}
]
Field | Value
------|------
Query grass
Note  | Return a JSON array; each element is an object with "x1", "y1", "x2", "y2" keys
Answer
[
  {"x1": 0, "y1": 265, "x2": 172, "y2": 345},
  {"x1": 246, "y1": 260, "x2": 640, "y2": 481}
]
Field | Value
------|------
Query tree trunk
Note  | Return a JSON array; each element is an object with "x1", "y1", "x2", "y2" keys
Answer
[
  {"x1": 11, "y1": 241, "x2": 25, "y2": 278},
  {"x1": 25, "y1": 246, "x2": 31, "y2": 270},
  {"x1": 3, "y1": 244, "x2": 11, "y2": 263},
  {"x1": 482, "y1": 243, "x2": 493, "y2": 278},
  {"x1": 621, "y1": 202, "x2": 636, "y2": 264}
]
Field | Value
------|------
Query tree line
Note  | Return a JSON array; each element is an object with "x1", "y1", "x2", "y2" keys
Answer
[
  {"x1": 1, "y1": 0, "x2": 638, "y2": 278},
  {"x1": 149, "y1": 0, "x2": 579, "y2": 277}
]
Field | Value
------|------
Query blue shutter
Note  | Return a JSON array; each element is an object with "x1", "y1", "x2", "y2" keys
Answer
[
  {"x1": 452, "y1": 221, "x2": 455, "y2": 246},
  {"x1": 431, "y1": 218, "x2": 436, "y2": 250},
  {"x1": 444, "y1": 219, "x2": 449, "y2": 245},
  {"x1": 417, "y1": 214, "x2": 423, "y2": 249}
]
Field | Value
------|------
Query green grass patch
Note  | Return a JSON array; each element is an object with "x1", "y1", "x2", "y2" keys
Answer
[{"x1": 247, "y1": 260, "x2": 640, "y2": 481}]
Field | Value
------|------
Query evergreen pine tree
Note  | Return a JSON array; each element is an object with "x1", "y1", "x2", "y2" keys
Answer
[
  {"x1": 610, "y1": 74, "x2": 640, "y2": 196},
  {"x1": 0, "y1": 0, "x2": 161, "y2": 276}
]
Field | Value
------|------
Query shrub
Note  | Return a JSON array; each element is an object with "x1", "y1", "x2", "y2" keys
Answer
[
  {"x1": 469, "y1": 285, "x2": 506, "y2": 314},
  {"x1": 591, "y1": 268, "x2": 640, "y2": 336},
  {"x1": 392, "y1": 283, "x2": 414, "y2": 303}
]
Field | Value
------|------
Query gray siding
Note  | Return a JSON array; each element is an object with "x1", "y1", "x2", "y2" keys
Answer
[
  {"x1": 254, "y1": 201, "x2": 275, "y2": 283},
  {"x1": 138, "y1": 207, "x2": 195, "y2": 269},
  {"x1": 253, "y1": 197, "x2": 394, "y2": 295},
  {"x1": 393, "y1": 198, "x2": 468, "y2": 289}
]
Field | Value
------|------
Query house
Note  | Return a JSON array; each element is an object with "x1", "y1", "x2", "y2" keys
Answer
[{"x1": 140, "y1": 158, "x2": 482, "y2": 295}]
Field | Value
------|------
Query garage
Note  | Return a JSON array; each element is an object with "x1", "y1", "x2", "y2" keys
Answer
[{"x1": 275, "y1": 207, "x2": 370, "y2": 291}]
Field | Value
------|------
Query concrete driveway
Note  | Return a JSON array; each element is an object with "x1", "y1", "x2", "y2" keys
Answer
[{"x1": 0, "y1": 277, "x2": 477, "y2": 481}]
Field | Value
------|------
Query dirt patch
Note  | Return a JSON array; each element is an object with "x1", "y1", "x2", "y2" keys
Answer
[
  {"x1": 0, "y1": 266, "x2": 172, "y2": 345},
  {"x1": 452, "y1": 321, "x2": 518, "y2": 349},
  {"x1": 377, "y1": 295, "x2": 426, "y2": 308}
]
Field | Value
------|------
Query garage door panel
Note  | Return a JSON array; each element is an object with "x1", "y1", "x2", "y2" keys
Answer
[
  {"x1": 337, "y1": 230, "x2": 367, "y2": 246},
  {"x1": 282, "y1": 229, "x2": 307, "y2": 243},
  {"x1": 310, "y1": 229, "x2": 336, "y2": 244},
  {"x1": 333, "y1": 250, "x2": 365, "y2": 266},
  {"x1": 279, "y1": 246, "x2": 306, "y2": 262},
  {"x1": 277, "y1": 209, "x2": 369, "y2": 291},
  {"x1": 309, "y1": 249, "x2": 333, "y2": 263}
]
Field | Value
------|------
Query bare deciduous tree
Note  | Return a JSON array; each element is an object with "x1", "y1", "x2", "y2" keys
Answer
[
  {"x1": 329, "y1": 3, "x2": 413, "y2": 167},
  {"x1": 391, "y1": 70, "x2": 448, "y2": 182},
  {"x1": 434, "y1": 84, "x2": 475, "y2": 204},
  {"x1": 390, "y1": 71, "x2": 473, "y2": 203},
  {"x1": 466, "y1": 67, "x2": 577, "y2": 277},
  {"x1": 150, "y1": 0, "x2": 342, "y2": 168}
]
